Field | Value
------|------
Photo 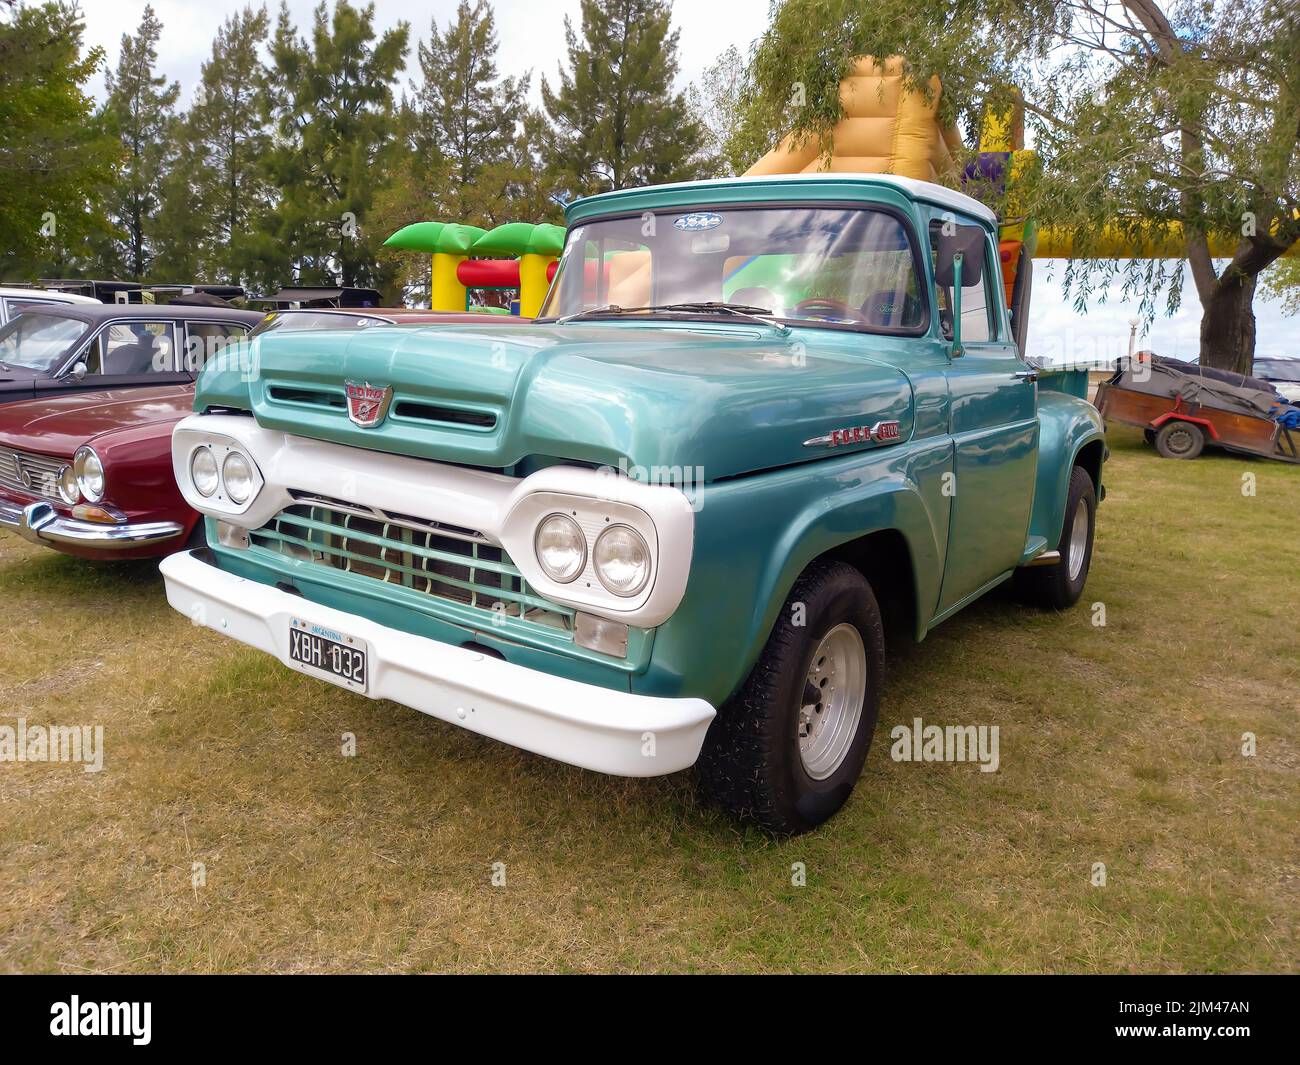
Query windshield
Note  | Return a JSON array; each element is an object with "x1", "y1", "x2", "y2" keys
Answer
[
  {"x1": 1255, "y1": 359, "x2": 1300, "y2": 383},
  {"x1": 250, "y1": 311, "x2": 389, "y2": 336},
  {"x1": 540, "y1": 206, "x2": 926, "y2": 332},
  {"x1": 0, "y1": 312, "x2": 88, "y2": 373}
]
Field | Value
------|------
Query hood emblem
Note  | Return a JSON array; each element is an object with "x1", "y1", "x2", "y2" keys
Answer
[
  {"x1": 345, "y1": 381, "x2": 393, "y2": 428},
  {"x1": 803, "y1": 420, "x2": 902, "y2": 449}
]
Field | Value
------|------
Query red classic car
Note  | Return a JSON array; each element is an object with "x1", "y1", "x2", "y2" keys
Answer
[
  {"x1": 0, "y1": 385, "x2": 198, "y2": 560},
  {"x1": 0, "y1": 309, "x2": 533, "y2": 560}
]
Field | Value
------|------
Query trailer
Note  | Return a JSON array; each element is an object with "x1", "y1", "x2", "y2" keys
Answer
[{"x1": 1095, "y1": 356, "x2": 1300, "y2": 462}]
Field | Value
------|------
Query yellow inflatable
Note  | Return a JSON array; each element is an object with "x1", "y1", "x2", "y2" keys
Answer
[{"x1": 745, "y1": 57, "x2": 962, "y2": 182}]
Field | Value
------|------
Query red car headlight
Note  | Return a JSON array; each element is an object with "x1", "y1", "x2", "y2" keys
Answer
[{"x1": 73, "y1": 446, "x2": 105, "y2": 503}]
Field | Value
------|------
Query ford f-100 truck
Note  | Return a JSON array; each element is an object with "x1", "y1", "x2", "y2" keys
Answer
[{"x1": 160, "y1": 173, "x2": 1106, "y2": 834}]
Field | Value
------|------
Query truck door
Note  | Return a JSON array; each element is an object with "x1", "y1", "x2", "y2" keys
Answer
[{"x1": 931, "y1": 214, "x2": 1038, "y2": 614}]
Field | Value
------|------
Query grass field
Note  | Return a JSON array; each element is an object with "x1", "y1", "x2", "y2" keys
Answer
[{"x1": 1, "y1": 424, "x2": 1296, "y2": 973}]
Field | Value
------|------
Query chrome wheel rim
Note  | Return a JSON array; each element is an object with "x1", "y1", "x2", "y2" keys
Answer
[
  {"x1": 1067, "y1": 499, "x2": 1090, "y2": 581},
  {"x1": 797, "y1": 623, "x2": 867, "y2": 780}
]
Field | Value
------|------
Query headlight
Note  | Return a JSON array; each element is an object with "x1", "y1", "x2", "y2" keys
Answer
[
  {"x1": 534, "y1": 513, "x2": 586, "y2": 583},
  {"x1": 593, "y1": 524, "x2": 650, "y2": 597},
  {"x1": 57, "y1": 464, "x2": 81, "y2": 504},
  {"x1": 222, "y1": 451, "x2": 254, "y2": 504},
  {"x1": 73, "y1": 446, "x2": 104, "y2": 502},
  {"x1": 190, "y1": 446, "x2": 219, "y2": 497}
]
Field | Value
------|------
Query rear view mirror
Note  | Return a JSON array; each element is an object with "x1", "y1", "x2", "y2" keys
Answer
[{"x1": 934, "y1": 225, "x2": 987, "y2": 288}]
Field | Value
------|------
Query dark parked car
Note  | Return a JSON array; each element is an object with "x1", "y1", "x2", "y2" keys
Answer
[{"x1": 0, "y1": 304, "x2": 261, "y2": 406}]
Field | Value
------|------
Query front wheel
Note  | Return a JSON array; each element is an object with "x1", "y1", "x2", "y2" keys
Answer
[
  {"x1": 1013, "y1": 465, "x2": 1096, "y2": 610},
  {"x1": 696, "y1": 560, "x2": 885, "y2": 835}
]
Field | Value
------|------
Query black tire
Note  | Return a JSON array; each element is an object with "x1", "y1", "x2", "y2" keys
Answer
[
  {"x1": 1154, "y1": 420, "x2": 1205, "y2": 459},
  {"x1": 1013, "y1": 465, "x2": 1096, "y2": 610},
  {"x1": 696, "y1": 560, "x2": 885, "y2": 835}
]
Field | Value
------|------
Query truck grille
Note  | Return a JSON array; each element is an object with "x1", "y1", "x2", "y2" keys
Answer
[
  {"x1": 0, "y1": 446, "x2": 64, "y2": 500},
  {"x1": 248, "y1": 494, "x2": 573, "y2": 636}
]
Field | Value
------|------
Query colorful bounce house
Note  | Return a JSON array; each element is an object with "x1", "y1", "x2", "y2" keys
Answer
[{"x1": 383, "y1": 220, "x2": 565, "y2": 318}]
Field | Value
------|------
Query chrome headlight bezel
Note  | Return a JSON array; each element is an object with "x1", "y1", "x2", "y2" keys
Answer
[
  {"x1": 57, "y1": 464, "x2": 81, "y2": 505},
  {"x1": 72, "y1": 446, "x2": 104, "y2": 503}
]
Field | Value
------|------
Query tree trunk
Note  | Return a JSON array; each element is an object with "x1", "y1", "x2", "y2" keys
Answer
[{"x1": 1199, "y1": 273, "x2": 1257, "y2": 376}]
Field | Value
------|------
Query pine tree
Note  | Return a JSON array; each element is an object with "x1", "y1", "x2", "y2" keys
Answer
[
  {"x1": 0, "y1": 2, "x2": 119, "y2": 280},
  {"x1": 99, "y1": 4, "x2": 180, "y2": 279},
  {"x1": 261, "y1": 0, "x2": 409, "y2": 293},
  {"x1": 412, "y1": 0, "x2": 528, "y2": 225},
  {"x1": 155, "y1": 5, "x2": 272, "y2": 286},
  {"x1": 541, "y1": 0, "x2": 711, "y2": 197}
]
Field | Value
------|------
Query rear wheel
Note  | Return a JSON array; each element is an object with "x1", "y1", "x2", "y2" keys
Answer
[
  {"x1": 1154, "y1": 420, "x2": 1205, "y2": 459},
  {"x1": 696, "y1": 560, "x2": 885, "y2": 835},
  {"x1": 1013, "y1": 465, "x2": 1096, "y2": 610}
]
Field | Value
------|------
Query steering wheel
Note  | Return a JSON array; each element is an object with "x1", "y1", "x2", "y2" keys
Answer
[{"x1": 793, "y1": 297, "x2": 865, "y2": 323}]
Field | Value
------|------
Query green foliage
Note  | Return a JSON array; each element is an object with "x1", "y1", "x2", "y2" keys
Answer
[
  {"x1": 259, "y1": 0, "x2": 410, "y2": 296},
  {"x1": 1259, "y1": 256, "x2": 1300, "y2": 316},
  {"x1": 541, "y1": 0, "x2": 714, "y2": 196},
  {"x1": 97, "y1": 3, "x2": 181, "y2": 279},
  {"x1": 688, "y1": 44, "x2": 762, "y2": 178},
  {"x1": 733, "y1": 0, "x2": 1300, "y2": 371},
  {"x1": 0, "y1": 2, "x2": 119, "y2": 281},
  {"x1": 411, "y1": 0, "x2": 528, "y2": 225},
  {"x1": 153, "y1": 5, "x2": 273, "y2": 287}
]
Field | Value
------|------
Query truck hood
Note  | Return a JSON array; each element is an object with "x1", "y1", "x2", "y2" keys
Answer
[
  {"x1": 209, "y1": 323, "x2": 915, "y2": 481},
  {"x1": 0, "y1": 385, "x2": 195, "y2": 457}
]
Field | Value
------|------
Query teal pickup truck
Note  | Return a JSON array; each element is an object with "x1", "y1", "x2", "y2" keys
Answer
[{"x1": 161, "y1": 174, "x2": 1105, "y2": 834}]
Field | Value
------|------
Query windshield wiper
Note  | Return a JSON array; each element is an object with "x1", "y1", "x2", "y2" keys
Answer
[{"x1": 558, "y1": 301, "x2": 789, "y2": 333}]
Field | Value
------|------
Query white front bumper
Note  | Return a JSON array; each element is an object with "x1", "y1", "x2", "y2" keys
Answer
[{"x1": 159, "y1": 550, "x2": 715, "y2": 777}]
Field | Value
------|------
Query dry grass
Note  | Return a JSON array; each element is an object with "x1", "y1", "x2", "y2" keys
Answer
[{"x1": 0, "y1": 424, "x2": 1296, "y2": 973}]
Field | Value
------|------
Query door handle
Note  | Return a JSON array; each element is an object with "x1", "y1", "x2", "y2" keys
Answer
[{"x1": 1013, "y1": 369, "x2": 1038, "y2": 382}]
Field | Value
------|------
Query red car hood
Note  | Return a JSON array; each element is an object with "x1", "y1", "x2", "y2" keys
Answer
[{"x1": 0, "y1": 385, "x2": 195, "y2": 457}]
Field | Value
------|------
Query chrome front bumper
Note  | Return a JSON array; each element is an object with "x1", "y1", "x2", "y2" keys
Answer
[{"x1": 0, "y1": 498, "x2": 185, "y2": 550}]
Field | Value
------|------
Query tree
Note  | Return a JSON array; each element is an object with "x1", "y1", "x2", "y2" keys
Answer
[
  {"x1": 733, "y1": 0, "x2": 1300, "y2": 374},
  {"x1": 99, "y1": 3, "x2": 180, "y2": 279},
  {"x1": 154, "y1": 5, "x2": 273, "y2": 286},
  {"x1": 687, "y1": 45, "x2": 755, "y2": 179},
  {"x1": 0, "y1": 2, "x2": 119, "y2": 281},
  {"x1": 411, "y1": 0, "x2": 528, "y2": 225},
  {"x1": 261, "y1": 0, "x2": 409, "y2": 295},
  {"x1": 541, "y1": 0, "x2": 713, "y2": 197}
]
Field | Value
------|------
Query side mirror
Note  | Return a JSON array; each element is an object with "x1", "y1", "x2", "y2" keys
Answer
[
  {"x1": 70, "y1": 362, "x2": 88, "y2": 380},
  {"x1": 933, "y1": 224, "x2": 985, "y2": 359}
]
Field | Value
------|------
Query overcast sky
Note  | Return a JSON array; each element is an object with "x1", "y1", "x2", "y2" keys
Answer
[{"x1": 78, "y1": 0, "x2": 1295, "y2": 359}]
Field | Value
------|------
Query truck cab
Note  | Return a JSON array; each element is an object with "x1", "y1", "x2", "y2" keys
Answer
[{"x1": 161, "y1": 173, "x2": 1105, "y2": 834}]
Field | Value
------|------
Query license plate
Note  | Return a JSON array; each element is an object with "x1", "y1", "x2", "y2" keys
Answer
[{"x1": 288, "y1": 617, "x2": 367, "y2": 692}]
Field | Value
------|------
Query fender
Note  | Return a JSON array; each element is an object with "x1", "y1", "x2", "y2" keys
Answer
[
  {"x1": 635, "y1": 438, "x2": 950, "y2": 706},
  {"x1": 1029, "y1": 391, "x2": 1106, "y2": 546}
]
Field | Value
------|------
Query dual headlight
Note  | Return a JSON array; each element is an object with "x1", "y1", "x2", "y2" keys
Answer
[
  {"x1": 534, "y1": 513, "x2": 651, "y2": 597},
  {"x1": 56, "y1": 447, "x2": 106, "y2": 505},
  {"x1": 189, "y1": 444, "x2": 257, "y2": 505}
]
